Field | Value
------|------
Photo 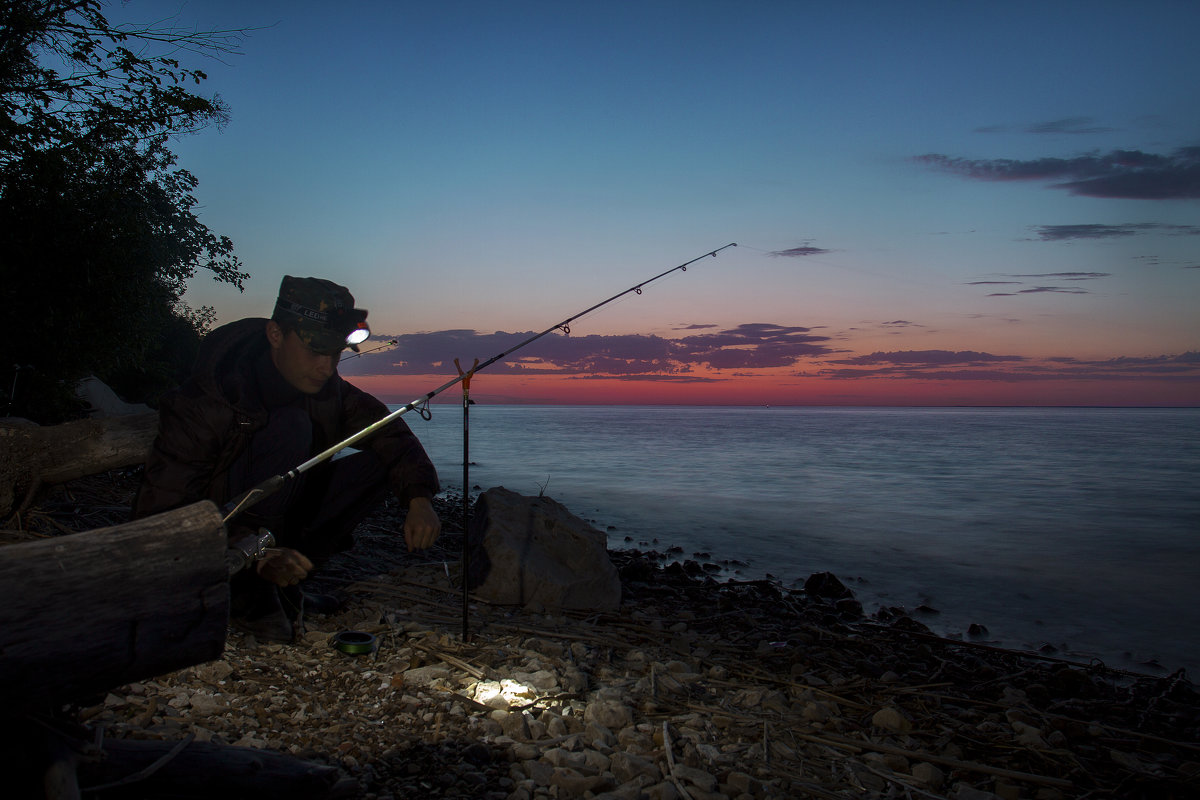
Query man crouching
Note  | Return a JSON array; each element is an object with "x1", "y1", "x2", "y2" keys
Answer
[{"x1": 134, "y1": 275, "x2": 440, "y2": 642}]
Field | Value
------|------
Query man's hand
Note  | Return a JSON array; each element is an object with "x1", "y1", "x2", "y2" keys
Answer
[
  {"x1": 255, "y1": 547, "x2": 313, "y2": 586},
  {"x1": 404, "y1": 496, "x2": 441, "y2": 552}
]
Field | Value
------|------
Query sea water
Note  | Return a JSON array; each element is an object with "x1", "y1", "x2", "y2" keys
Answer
[{"x1": 398, "y1": 404, "x2": 1200, "y2": 676}]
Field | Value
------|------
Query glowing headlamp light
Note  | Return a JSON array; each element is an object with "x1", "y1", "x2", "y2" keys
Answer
[
  {"x1": 346, "y1": 321, "x2": 370, "y2": 346},
  {"x1": 341, "y1": 308, "x2": 370, "y2": 349}
]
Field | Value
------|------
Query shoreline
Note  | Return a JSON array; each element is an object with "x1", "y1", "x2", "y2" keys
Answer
[
  {"x1": 606, "y1": 544, "x2": 1180, "y2": 679},
  {"x1": 11, "y1": 476, "x2": 1200, "y2": 798},
  {"x1": 602, "y1": 540, "x2": 1194, "y2": 681},
  {"x1": 415, "y1": 405, "x2": 1200, "y2": 684}
]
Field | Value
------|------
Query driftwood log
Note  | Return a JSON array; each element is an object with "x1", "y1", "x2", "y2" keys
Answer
[
  {"x1": 1, "y1": 724, "x2": 357, "y2": 800},
  {"x1": 79, "y1": 737, "x2": 356, "y2": 798},
  {"x1": 0, "y1": 411, "x2": 158, "y2": 519},
  {"x1": 0, "y1": 425, "x2": 362, "y2": 798},
  {"x1": 0, "y1": 500, "x2": 228, "y2": 711},
  {"x1": 0, "y1": 730, "x2": 358, "y2": 800}
]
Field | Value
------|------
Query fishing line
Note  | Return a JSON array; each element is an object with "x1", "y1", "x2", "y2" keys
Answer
[{"x1": 220, "y1": 242, "x2": 737, "y2": 525}]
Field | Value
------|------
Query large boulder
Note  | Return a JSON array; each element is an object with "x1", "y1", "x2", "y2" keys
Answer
[{"x1": 466, "y1": 487, "x2": 621, "y2": 611}]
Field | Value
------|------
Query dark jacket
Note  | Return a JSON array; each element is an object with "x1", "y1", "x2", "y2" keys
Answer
[{"x1": 133, "y1": 318, "x2": 439, "y2": 518}]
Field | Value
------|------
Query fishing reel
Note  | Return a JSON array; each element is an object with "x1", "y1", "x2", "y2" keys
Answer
[{"x1": 225, "y1": 527, "x2": 277, "y2": 576}]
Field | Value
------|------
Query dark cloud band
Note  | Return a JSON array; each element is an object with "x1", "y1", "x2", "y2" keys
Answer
[
  {"x1": 1032, "y1": 223, "x2": 1200, "y2": 241},
  {"x1": 343, "y1": 323, "x2": 836, "y2": 377},
  {"x1": 914, "y1": 146, "x2": 1200, "y2": 199},
  {"x1": 769, "y1": 246, "x2": 832, "y2": 257}
]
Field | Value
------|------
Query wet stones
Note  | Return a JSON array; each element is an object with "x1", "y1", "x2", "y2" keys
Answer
[{"x1": 804, "y1": 570, "x2": 852, "y2": 599}]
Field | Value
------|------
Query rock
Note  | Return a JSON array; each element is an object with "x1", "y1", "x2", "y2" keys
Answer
[
  {"x1": 911, "y1": 762, "x2": 945, "y2": 789},
  {"x1": 75, "y1": 376, "x2": 151, "y2": 417},
  {"x1": 836, "y1": 597, "x2": 864, "y2": 617},
  {"x1": 619, "y1": 557, "x2": 657, "y2": 582},
  {"x1": 872, "y1": 706, "x2": 913, "y2": 734},
  {"x1": 500, "y1": 711, "x2": 531, "y2": 739},
  {"x1": 513, "y1": 669, "x2": 559, "y2": 693},
  {"x1": 1004, "y1": 708, "x2": 1035, "y2": 726},
  {"x1": 672, "y1": 764, "x2": 717, "y2": 792},
  {"x1": 511, "y1": 742, "x2": 540, "y2": 760},
  {"x1": 595, "y1": 785, "x2": 649, "y2": 800},
  {"x1": 477, "y1": 676, "x2": 544, "y2": 709},
  {"x1": 890, "y1": 615, "x2": 933, "y2": 633},
  {"x1": 760, "y1": 690, "x2": 788, "y2": 712},
  {"x1": 462, "y1": 741, "x2": 491, "y2": 765},
  {"x1": 187, "y1": 691, "x2": 227, "y2": 715},
  {"x1": 549, "y1": 767, "x2": 608, "y2": 795},
  {"x1": 561, "y1": 665, "x2": 588, "y2": 693},
  {"x1": 866, "y1": 751, "x2": 909, "y2": 772},
  {"x1": 585, "y1": 699, "x2": 634, "y2": 730},
  {"x1": 1011, "y1": 720, "x2": 1048, "y2": 748},
  {"x1": 543, "y1": 711, "x2": 569, "y2": 738},
  {"x1": 617, "y1": 726, "x2": 653, "y2": 752},
  {"x1": 466, "y1": 487, "x2": 621, "y2": 611},
  {"x1": 190, "y1": 660, "x2": 234, "y2": 684},
  {"x1": 644, "y1": 782, "x2": 682, "y2": 800},
  {"x1": 476, "y1": 717, "x2": 503, "y2": 737},
  {"x1": 543, "y1": 747, "x2": 588, "y2": 770},
  {"x1": 802, "y1": 701, "x2": 833, "y2": 721},
  {"x1": 952, "y1": 783, "x2": 1002, "y2": 800},
  {"x1": 585, "y1": 721, "x2": 616, "y2": 747},
  {"x1": 724, "y1": 771, "x2": 762, "y2": 795},
  {"x1": 610, "y1": 751, "x2": 662, "y2": 784},
  {"x1": 995, "y1": 782, "x2": 1023, "y2": 800},
  {"x1": 522, "y1": 759, "x2": 555, "y2": 784},
  {"x1": 584, "y1": 749, "x2": 611, "y2": 773},
  {"x1": 525, "y1": 716, "x2": 548, "y2": 740},
  {"x1": 401, "y1": 665, "x2": 451, "y2": 688},
  {"x1": 804, "y1": 571, "x2": 852, "y2": 599}
]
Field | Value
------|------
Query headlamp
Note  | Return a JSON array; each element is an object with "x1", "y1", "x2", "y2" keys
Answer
[
  {"x1": 346, "y1": 321, "x2": 370, "y2": 346},
  {"x1": 341, "y1": 309, "x2": 370, "y2": 349}
]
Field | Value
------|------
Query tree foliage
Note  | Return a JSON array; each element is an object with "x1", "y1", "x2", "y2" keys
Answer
[{"x1": 0, "y1": 0, "x2": 248, "y2": 421}]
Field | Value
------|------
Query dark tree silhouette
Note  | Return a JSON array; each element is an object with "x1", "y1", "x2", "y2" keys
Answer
[{"x1": 0, "y1": 0, "x2": 250, "y2": 421}]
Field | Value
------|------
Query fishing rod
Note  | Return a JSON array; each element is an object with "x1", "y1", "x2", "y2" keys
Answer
[
  {"x1": 222, "y1": 242, "x2": 737, "y2": 524},
  {"x1": 339, "y1": 338, "x2": 398, "y2": 361}
]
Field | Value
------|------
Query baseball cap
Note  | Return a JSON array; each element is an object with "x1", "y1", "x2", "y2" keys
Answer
[{"x1": 272, "y1": 276, "x2": 370, "y2": 355}]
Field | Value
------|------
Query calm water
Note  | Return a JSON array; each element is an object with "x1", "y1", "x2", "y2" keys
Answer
[{"x1": 399, "y1": 405, "x2": 1200, "y2": 677}]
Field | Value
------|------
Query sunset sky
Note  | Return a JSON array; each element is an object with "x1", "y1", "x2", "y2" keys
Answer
[{"x1": 127, "y1": 0, "x2": 1198, "y2": 405}]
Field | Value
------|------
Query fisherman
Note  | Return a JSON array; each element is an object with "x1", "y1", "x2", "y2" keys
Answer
[{"x1": 133, "y1": 275, "x2": 441, "y2": 642}]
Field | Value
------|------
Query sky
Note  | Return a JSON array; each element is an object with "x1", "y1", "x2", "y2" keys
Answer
[{"x1": 116, "y1": 0, "x2": 1198, "y2": 405}]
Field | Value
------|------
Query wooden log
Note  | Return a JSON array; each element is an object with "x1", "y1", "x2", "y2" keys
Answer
[
  {"x1": 0, "y1": 501, "x2": 228, "y2": 710},
  {"x1": 0, "y1": 727, "x2": 357, "y2": 800},
  {"x1": 77, "y1": 738, "x2": 357, "y2": 799},
  {"x1": 0, "y1": 411, "x2": 157, "y2": 518}
]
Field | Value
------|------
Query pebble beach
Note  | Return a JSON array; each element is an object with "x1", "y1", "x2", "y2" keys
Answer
[{"x1": 12, "y1": 475, "x2": 1200, "y2": 799}]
